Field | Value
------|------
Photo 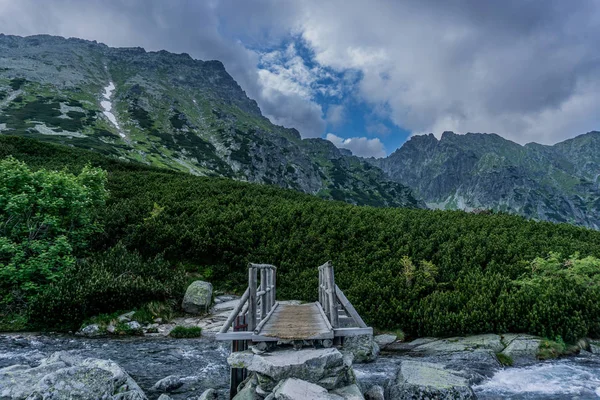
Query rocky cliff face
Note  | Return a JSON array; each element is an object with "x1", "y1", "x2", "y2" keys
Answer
[
  {"x1": 0, "y1": 34, "x2": 421, "y2": 209},
  {"x1": 368, "y1": 131, "x2": 600, "y2": 229}
]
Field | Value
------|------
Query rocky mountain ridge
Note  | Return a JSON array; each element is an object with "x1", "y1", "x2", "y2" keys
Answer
[
  {"x1": 367, "y1": 131, "x2": 600, "y2": 228},
  {"x1": 0, "y1": 33, "x2": 421, "y2": 209}
]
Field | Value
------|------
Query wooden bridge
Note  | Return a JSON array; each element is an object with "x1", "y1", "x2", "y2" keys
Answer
[{"x1": 215, "y1": 261, "x2": 372, "y2": 342}]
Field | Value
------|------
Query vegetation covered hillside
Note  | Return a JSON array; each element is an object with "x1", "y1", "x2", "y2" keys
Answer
[
  {"x1": 367, "y1": 131, "x2": 600, "y2": 229},
  {"x1": 0, "y1": 34, "x2": 420, "y2": 209},
  {"x1": 2, "y1": 136, "x2": 600, "y2": 342}
]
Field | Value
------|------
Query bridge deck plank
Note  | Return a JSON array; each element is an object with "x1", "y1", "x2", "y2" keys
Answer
[{"x1": 257, "y1": 302, "x2": 333, "y2": 340}]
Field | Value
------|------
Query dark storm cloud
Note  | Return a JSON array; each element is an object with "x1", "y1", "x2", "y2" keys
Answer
[{"x1": 1, "y1": 0, "x2": 599, "y2": 145}]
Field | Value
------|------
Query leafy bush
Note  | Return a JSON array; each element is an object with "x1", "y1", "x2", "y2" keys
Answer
[
  {"x1": 28, "y1": 244, "x2": 187, "y2": 330},
  {"x1": 133, "y1": 300, "x2": 175, "y2": 324},
  {"x1": 0, "y1": 157, "x2": 107, "y2": 311},
  {"x1": 537, "y1": 337, "x2": 567, "y2": 360},
  {"x1": 169, "y1": 326, "x2": 202, "y2": 338}
]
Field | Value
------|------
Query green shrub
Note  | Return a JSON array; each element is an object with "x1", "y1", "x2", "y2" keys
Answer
[
  {"x1": 28, "y1": 244, "x2": 187, "y2": 330},
  {"x1": 5, "y1": 136, "x2": 600, "y2": 339},
  {"x1": 169, "y1": 326, "x2": 202, "y2": 338},
  {"x1": 0, "y1": 156, "x2": 107, "y2": 311},
  {"x1": 133, "y1": 301, "x2": 175, "y2": 324},
  {"x1": 538, "y1": 337, "x2": 567, "y2": 360}
]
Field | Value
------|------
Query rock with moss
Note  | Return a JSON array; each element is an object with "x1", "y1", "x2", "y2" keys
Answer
[
  {"x1": 342, "y1": 334, "x2": 379, "y2": 363},
  {"x1": 388, "y1": 360, "x2": 475, "y2": 400},
  {"x1": 182, "y1": 281, "x2": 213, "y2": 314},
  {"x1": 373, "y1": 334, "x2": 397, "y2": 349},
  {"x1": 0, "y1": 351, "x2": 146, "y2": 399},
  {"x1": 500, "y1": 334, "x2": 541, "y2": 365}
]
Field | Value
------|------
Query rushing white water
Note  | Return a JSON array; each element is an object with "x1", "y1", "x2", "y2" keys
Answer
[
  {"x1": 474, "y1": 357, "x2": 600, "y2": 399},
  {"x1": 100, "y1": 81, "x2": 125, "y2": 137}
]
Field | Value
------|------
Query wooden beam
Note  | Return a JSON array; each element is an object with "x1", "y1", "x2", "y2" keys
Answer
[
  {"x1": 318, "y1": 260, "x2": 332, "y2": 270},
  {"x1": 254, "y1": 302, "x2": 280, "y2": 334},
  {"x1": 218, "y1": 288, "x2": 250, "y2": 334},
  {"x1": 335, "y1": 285, "x2": 368, "y2": 328},
  {"x1": 315, "y1": 301, "x2": 333, "y2": 332},
  {"x1": 248, "y1": 266, "x2": 257, "y2": 331},
  {"x1": 333, "y1": 327, "x2": 373, "y2": 337},
  {"x1": 260, "y1": 268, "x2": 267, "y2": 320},
  {"x1": 248, "y1": 263, "x2": 277, "y2": 270},
  {"x1": 326, "y1": 265, "x2": 339, "y2": 328}
]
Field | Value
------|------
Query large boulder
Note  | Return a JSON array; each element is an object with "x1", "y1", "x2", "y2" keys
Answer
[
  {"x1": 363, "y1": 385, "x2": 385, "y2": 400},
  {"x1": 342, "y1": 335, "x2": 379, "y2": 363},
  {"x1": 272, "y1": 378, "x2": 331, "y2": 400},
  {"x1": 228, "y1": 348, "x2": 353, "y2": 389},
  {"x1": 388, "y1": 360, "x2": 475, "y2": 400},
  {"x1": 500, "y1": 334, "x2": 541, "y2": 365},
  {"x1": 411, "y1": 334, "x2": 504, "y2": 354},
  {"x1": 331, "y1": 384, "x2": 364, "y2": 399},
  {"x1": 0, "y1": 351, "x2": 146, "y2": 400},
  {"x1": 373, "y1": 334, "x2": 397, "y2": 350},
  {"x1": 182, "y1": 281, "x2": 213, "y2": 314}
]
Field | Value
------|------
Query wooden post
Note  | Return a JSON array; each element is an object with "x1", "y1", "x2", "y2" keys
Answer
[
  {"x1": 248, "y1": 265, "x2": 257, "y2": 331},
  {"x1": 265, "y1": 268, "x2": 271, "y2": 313},
  {"x1": 260, "y1": 268, "x2": 267, "y2": 321},
  {"x1": 327, "y1": 264, "x2": 339, "y2": 328},
  {"x1": 318, "y1": 268, "x2": 323, "y2": 306},
  {"x1": 272, "y1": 266, "x2": 276, "y2": 306},
  {"x1": 268, "y1": 268, "x2": 274, "y2": 311}
]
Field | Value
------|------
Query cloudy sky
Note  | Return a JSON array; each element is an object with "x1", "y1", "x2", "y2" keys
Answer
[{"x1": 1, "y1": 0, "x2": 599, "y2": 157}]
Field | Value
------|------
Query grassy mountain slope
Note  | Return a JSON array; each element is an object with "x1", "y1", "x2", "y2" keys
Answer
[
  {"x1": 3, "y1": 135, "x2": 600, "y2": 341},
  {"x1": 0, "y1": 33, "x2": 420, "y2": 208},
  {"x1": 368, "y1": 131, "x2": 600, "y2": 228}
]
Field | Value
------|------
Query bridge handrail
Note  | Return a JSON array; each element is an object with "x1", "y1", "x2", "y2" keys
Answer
[
  {"x1": 218, "y1": 263, "x2": 277, "y2": 334},
  {"x1": 318, "y1": 261, "x2": 367, "y2": 329},
  {"x1": 318, "y1": 261, "x2": 338, "y2": 328}
]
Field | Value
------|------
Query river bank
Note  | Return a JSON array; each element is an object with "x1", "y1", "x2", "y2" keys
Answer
[{"x1": 1, "y1": 332, "x2": 599, "y2": 399}]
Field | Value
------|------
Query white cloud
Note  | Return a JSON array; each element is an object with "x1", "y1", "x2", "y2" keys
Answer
[
  {"x1": 325, "y1": 105, "x2": 345, "y2": 126},
  {"x1": 294, "y1": 0, "x2": 600, "y2": 145},
  {"x1": 326, "y1": 133, "x2": 386, "y2": 158},
  {"x1": 366, "y1": 122, "x2": 391, "y2": 136}
]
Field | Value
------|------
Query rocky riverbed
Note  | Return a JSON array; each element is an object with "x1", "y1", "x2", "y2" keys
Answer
[
  {"x1": 2, "y1": 287, "x2": 599, "y2": 400},
  {"x1": 2, "y1": 333, "x2": 599, "y2": 399}
]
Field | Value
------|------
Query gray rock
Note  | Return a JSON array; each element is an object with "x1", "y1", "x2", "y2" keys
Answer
[
  {"x1": 157, "y1": 395, "x2": 173, "y2": 400},
  {"x1": 118, "y1": 311, "x2": 136, "y2": 322},
  {"x1": 183, "y1": 281, "x2": 213, "y2": 314},
  {"x1": 591, "y1": 343, "x2": 600, "y2": 354},
  {"x1": 500, "y1": 334, "x2": 541, "y2": 365},
  {"x1": 197, "y1": 388, "x2": 218, "y2": 400},
  {"x1": 331, "y1": 384, "x2": 364, "y2": 399},
  {"x1": 77, "y1": 323, "x2": 101, "y2": 337},
  {"x1": 152, "y1": 375, "x2": 184, "y2": 392},
  {"x1": 0, "y1": 351, "x2": 146, "y2": 400},
  {"x1": 228, "y1": 348, "x2": 352, "y2": 388},
  {"x1": 388, "y1": 360, "x2": 476, "y2": 400},
  {"x1": 127, "y1": 321, "x2": 142, "y2": 330},
  {"x1": 373, "y1": 334, "x2": 396, "y2": 349},
  {"x1": 363, "y1": 385, "x2": 385, "y2": 400},
  {"x1": 342, "y1": 335, "x2": 379, "y2": 363},
  {"x1": 233, "y1": 384, "x2": 259, "y2": 400},
  {"x1": 272, "y1": 378, "x2": 331, "y2": 400},
  {"x1": 412, "y1": 334, "x2": 504, "y2": 354}
]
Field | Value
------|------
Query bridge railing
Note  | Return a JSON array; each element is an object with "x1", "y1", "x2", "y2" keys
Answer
[
  {"x1": 219, "y1": 263, "x2": 277, "y2": 335},
  {"x1": 318, "y1": 261, "x2": 368, "y2": 331}
]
